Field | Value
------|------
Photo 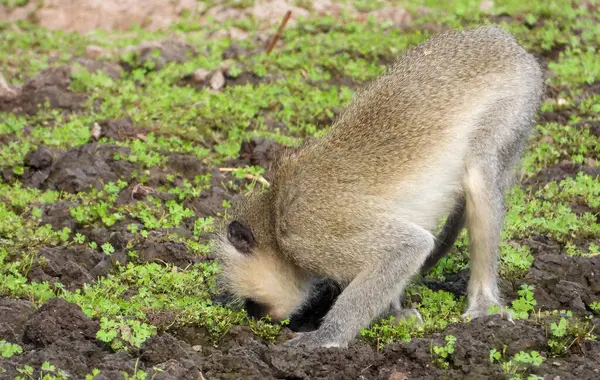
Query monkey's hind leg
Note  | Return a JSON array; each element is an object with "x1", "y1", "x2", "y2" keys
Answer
[
  {"x1": 462, "y1": 162, "x2": 508, "y2": 320},
  {"x1": 385, "y1": 197, "x2": 467, "y2": 325}
]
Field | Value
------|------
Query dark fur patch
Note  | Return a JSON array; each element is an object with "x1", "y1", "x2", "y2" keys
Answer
[
  {"x1": 244, "y1": 298, "x2": 268, "y2": 319},
  {"x1": 227, "y1": 221, "x2": 256, "y2": 254}
]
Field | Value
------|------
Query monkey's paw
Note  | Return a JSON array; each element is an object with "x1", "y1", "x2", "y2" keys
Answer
[{"x1": 284, "y1": 331, "x2": 348, "y2": 349}]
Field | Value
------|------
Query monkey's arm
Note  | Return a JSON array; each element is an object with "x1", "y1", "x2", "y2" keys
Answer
[{"x1": 285, "y1": 218, "x2": 435, "y2": 348}]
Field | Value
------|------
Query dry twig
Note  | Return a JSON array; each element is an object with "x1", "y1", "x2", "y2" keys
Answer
[
  {"x1": 131, "y1": 183, "x2": 155, "y2": 200},
  {"x1": 266, "y1": 10, "x2": 292, "y2": 55},
  {"x1": 219, "y1": 167, "x2": 270, "y2": 187}
]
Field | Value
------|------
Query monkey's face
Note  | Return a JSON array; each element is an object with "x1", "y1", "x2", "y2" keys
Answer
[{"x1": 215, "y1": 219, "x2": 309, "y2": 321}]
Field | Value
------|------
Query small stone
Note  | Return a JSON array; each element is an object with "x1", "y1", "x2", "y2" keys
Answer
[
  {"x1": 91, "y1": 122, "x2": 102, "y2": 140},
  {"x1": 0, "y1": 73, "x2": 18, "y2": 98},
  {"x1": 218, "y1": 59, "x2": 235, "y2": 74},
  {"x1": 228, "y1": 27, "x2": 250, "y2": 40},
  {"x1": 192, "y1": 345, "x2": 202, "y2": 352},
  {"x1": 389, "y1": 371, "x2": 408, "y2": 380},
  {"x1": 86, "y1": 45, "x2": 106, "y2": 59},
  {"x1": 191, "y1": 68, "x2": 211, "y2": 83},
  {"x1": 210, "y1": 70, "x2": 225, "y2": 90},
  {"x1": 479, "y1": 0, "x2": 494, "y2": 12},
  {"x1": 553, "y1": 361, "x2": 561, "y2": 366},
  {"x1": 370, "y1": 6, "x2": 412, "y2": 28}
]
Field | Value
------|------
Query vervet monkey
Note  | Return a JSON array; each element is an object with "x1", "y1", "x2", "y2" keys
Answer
[{"x1": 213, "y1": 25, "x2": 544, "y2": 348}]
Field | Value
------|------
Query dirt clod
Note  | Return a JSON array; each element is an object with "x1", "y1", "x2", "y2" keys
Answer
[
  {"x1": 74, "y1": 58, "x2": 124, "y2": 80},
  {"x1": 24, "y1": 145, "x2": 54, "y2": 170},
  {"x1": 27, "y1": 246, "x2": 128, "y2": 290},
  {"x1": 237, "y1": 137, "x2": 286, "y2": 175},
  {"x1": 122, "y1": 38, "x2": 196, "y2": 71},
  {"x1": 0, "y1": 66, "x2": 86, "y2": 115},
  {"x1": 136, "y1": 241, "x2": 199, "y2": 267},
  {"x1": 526, "y1": 253, "x2": 600, "y2": 312},
  {"x1": 0, "y1": 298, "x2": 35, "y2": 343},
  {"x1": 40, "y1": 143, "x2": 137, "y2": 193},
  {"x1": 94, "y1": 117, "x2": 138, "y2": 141},
  {"x1": 23, "y1": 298, "x2": 100, "y2": 348}
]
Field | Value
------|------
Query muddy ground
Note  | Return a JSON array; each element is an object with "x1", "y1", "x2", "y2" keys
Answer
[{"x1": 1, "y1": 2, "x2": 600, "y2": 380}]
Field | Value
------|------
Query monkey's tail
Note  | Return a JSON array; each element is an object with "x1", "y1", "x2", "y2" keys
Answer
[{"x1": 420, "y1": 196, "x2": 466, "y2": 276}]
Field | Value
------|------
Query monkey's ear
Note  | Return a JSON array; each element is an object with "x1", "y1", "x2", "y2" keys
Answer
[{"x1": 227, "y1": 221, "x2": 256, "y2": 254}]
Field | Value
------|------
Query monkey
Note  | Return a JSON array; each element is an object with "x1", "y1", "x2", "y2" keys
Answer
[{"x1": 212, "y1": 25, "x2": 544, "y2": 349}]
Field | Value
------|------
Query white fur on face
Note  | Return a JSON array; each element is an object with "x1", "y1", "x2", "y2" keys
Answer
[{"x1": 216, "y1": 239, "x2": 310, "y2": 320}]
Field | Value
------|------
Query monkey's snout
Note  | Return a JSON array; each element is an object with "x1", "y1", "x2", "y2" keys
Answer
[{"x1": 244, "y1": 298, "x2": 269, "y2": 319}]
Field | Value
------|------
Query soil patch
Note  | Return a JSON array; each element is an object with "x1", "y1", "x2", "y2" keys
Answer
[
  {"x1": 135, "y1": 241, "x2": 201, "y2": 267},
  {"x1": 524, "y1": 253, "x2": 600, "y2": 313},
  {"x1": 195, "y1": 316, "x2": 600, "y2": 380},
  {"x1": 165, "y1": 153, "x2": 207, "y2": 179},
  {"x1": 92, "y1": 117, "x2": 139, "y2": 142},
  {"x1": 0, "y1": 0, "x2": 202, "y2": 33},
  {"x1": 179, "y1": 66, "x2": 282, "y2": 91},
  {"x1": 1, "y1": 292, "x2": 599, "y2": 379},
  {"x1": 26, "y1": 246, "x2": 128, "y2": 290},
  {"x1": 0, "y1": 298, "x2": 35, "y2": 344},
  {"x1": 120, "y1": 38, "x2": 197, "y2": 71},
  {"x1": 585, "y1": 81, "x2": 600, "y2": 96},
  {"x1": 237, "y1": 136, "x2": 286, "y2": 173},
  {"x1": 184, "y1": 184, "x2": 231, "y2": 219},
  {"x1": 73, "y1": 58, "x2": 124, "y2": 80},
  {"x1": 0, "y1": 66, "x2": 86, "y2": 115},
  {"x1": 522, "y1": 162, "x2": 600, "y2": 190},
  {"x1": 35, "y1": 142, "x2": 137, "y2": 193}
]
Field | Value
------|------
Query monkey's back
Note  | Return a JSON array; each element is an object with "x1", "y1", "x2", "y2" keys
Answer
[
  {"x1": 323, "y1": 26, "x2": 539, "y2": 169},
  {"x1": 272, "y1": 26, "x2": 543, "y2": 266}
]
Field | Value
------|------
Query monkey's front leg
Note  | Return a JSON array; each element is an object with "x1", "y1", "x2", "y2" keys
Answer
[{"x1": 286, "y1": 222, "x2": 435, "y2": 349}]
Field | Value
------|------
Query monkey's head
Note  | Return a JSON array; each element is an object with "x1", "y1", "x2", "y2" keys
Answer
[{"x1": 214, "y1": 191, "x2": 311, "y2": 322}]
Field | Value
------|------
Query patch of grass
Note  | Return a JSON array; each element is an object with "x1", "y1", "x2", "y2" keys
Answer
[
  {"x1": 96, "y1": 316, "x2": 156, "y2": 351},
  {"x1": 549, "y1": 47, "x2": 600, "y2": 87},
  {"x1": 431, "y1": 335, "x2": 456, "y2": 369},
  {"x1": 0, "y1": 339, "x2": 23, "y2": 359},
  {"x1": 546, "y1": 311, "x2": 597, "y2": 356},
  {"x1": 15, "y1": 361, "x2": 71, "y2": 380},
  {"x1": 508, "y1": 284, "x2": 538, "y2": 319},
  {"x1": 490, "y1": 347, "x2": 545, "y2": 380},
  {"x1": 248, "y1": 316, "x2": 290, "y2": 343},
  {"x1": 360, "y1": 286, "x2": 464, "y2": 349},
  {"x1": 521, "y1": 123, "x2": 600, "y2": 173},
  {"x1": 503, "y1": 186, "x2": 600, "y2": 245}
]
